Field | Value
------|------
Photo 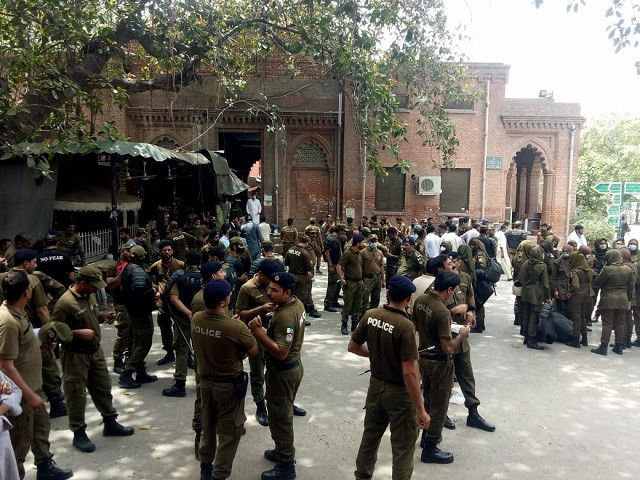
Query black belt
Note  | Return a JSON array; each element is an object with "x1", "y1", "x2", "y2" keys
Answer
[
  {"x1": 419, "y1": 353, "x2": 450, "y2": 361},
  {"x1": 266, "y1": 360, "x2": 299, "y2": 372},
  {"x1": 345, "y1": 276, "x2": 362, "y2": 282},
  {"x1": 372, "y1": 375, "x2": 405, "y2": 387},
  {"x1": 363, "y1": 273, "x2": 380, "y2": 279},
  {"x1": 202, "y1": 372, "x2": 245, "y2": 383},
  {"x1": 64, "y1": 344, "x2": 100, "y2": 355}
]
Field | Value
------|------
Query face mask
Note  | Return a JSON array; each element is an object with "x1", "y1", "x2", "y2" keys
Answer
[
  {"x1": 585, "y1": 254, "x2": 592, "y2": 259},
  {"x1": 339, "y1": 235, "x2": 347, "y2": 241},
  {"x1": 369, "y1": 243, "x2": 378, "y2": 249},
  {"x1": 598, "y1": 244, "x2": 607, "y2": 250},
  {"x1": 630, "y1": 245, "x2": 638, "y2": 252},
  {"x1": 236, "y1": 247, "x2": 245, "y2": 254},
  {"x1": 615, "y1": 244, "x2": 623, "y2": 249},
  {"x1": 562, "y1": 253, "x2": 570, "y2": 259},
  {"x1": 161, "y1": 254, "x2": 172, "y2": 261},
  {"x1": 440, "y1": 246, "x2": 446, "y2": 252}
]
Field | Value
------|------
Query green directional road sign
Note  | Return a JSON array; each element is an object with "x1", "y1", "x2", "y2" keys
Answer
[
  {"x1": 594, "y1": 183, "x2": 611, "y2": 194},
  {"x1": 607, "y1": 216, "x2": 620, "y2": 227},
  {"x1": 612, "y1": 194, "x2": 622, "y2": 205},
  {"x1": 608, "y1": 205, "x2": 621, "y2": 216},
  {"x1": 610, "y1": 182, "x2": 622, "y2": 194},
  {"x1": 625, "y1": 182, "x2": 640, "y2": 194}
]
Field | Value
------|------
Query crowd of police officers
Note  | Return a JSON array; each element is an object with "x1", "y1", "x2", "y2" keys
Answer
[{"x1": 1, "y1": 212, "x2": 637, "y2": 480}]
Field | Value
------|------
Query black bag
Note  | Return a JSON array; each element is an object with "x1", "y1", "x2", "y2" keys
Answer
[
  {"x1": 535, "y1": 303, "x2": 556, "y2": 344},
  {"x1": 474, "y1": 280, "x2": 494, "y2": 308},
  {"x1": 552, "y1": 312, "x2": 574, "y2": 343},
  {"x1": 483, "y1": 257, "x2": 504, "y2": 283}
]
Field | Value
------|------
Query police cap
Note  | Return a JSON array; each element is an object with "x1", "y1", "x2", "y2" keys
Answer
[
  {"x1": 298, "y1": 235, "x2": 309, "y2": 244},
  {"x1": 14, "y1": 249, "x2": 38, "y2": 264},
  {"x1": 38, "y1": 321, "x2": 73, "y2": 344},
  {"x1": 387, "y1": 275, "x2": 417, "y2": 296},
  {"x1": 130, "y1": 245, "x2": 146, "y2": 258},
  {"x1": 352, "y1": 234, "x2": 365, "y2": 244},
  {"x1": 203, "y1": 279, "x2": 232, "y2": 307},
  {"x1": 402, "y1": 237, "x2": 415, "y2": 245},
  {"x1": 77, "y1": 265, "x2": 107, "y2": 289},
  {"x1": 201, "y1": 261, "x2": 223, "y2": 278},
  {"x1": 269, "y1": 272, "x2": 296, "y2": 291}
]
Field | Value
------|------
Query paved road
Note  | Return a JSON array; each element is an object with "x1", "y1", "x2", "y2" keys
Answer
[{"x1": 24, "y1": 274, "x2": 640, "y2": 479}]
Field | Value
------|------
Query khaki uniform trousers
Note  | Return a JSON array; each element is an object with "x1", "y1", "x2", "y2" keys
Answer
[
  {"x1": 41, "y1": 349, "x2": 63, "y2": 401},
  {"x1": 341, "y1": 280, "x2": 363, "y2": 324},
  {"x1": 266, "y1": 364, "x2": 303, "y2": 462},
  {"x1": 172, "y1": 320, "x2": 191, "y2": 381},
  {"x1": 112, "y1": 306, "x2": 132, "y2": 362},
  {"x1": 354, "y1": 377, "x2": 418, "y2": 480},
  {"x1": 600, "y1": 308, "x2": 626, "y2": 344},
  {"x1": 124, "y1": 309, "x2": 154, "y2": 373},
  {"x1": 419, "y1": 357, "x2": 453, "y2": 443},
  {"x1": 452, "y1": 349, "x2": 480, "y2": 409},
  {"x1": 249, "y1": 344, "x2": 266, "y2": 403},
  {"x1": 9, "y1": 389, "x2": 53, "y2": 479},
  {"x1": 324, "y1": 270, "x2": 341, "y2": 308},
  {"x1": 199, "y1": 379, "x2": 246, "y2": 478},
  {"x1": 293, "y1": 274, "x2": 312, "y2": 307},
  {"x1": 519, "y1": 301, "x2": 541, "y2": 338},
  {"x1": 61, "y1": 347, "x2": 116, "y2": 432},
  {"x1": 360, "y1": 275, "x2": 382, "y2": 319},
  {"x1": 569, "y1": 298, "x2": 588, "y2": 338}
]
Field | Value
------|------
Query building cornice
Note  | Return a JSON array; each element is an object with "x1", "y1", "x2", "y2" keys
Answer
[{"x1": 501, "y1": 115, "x2": 586, "y2": 130}]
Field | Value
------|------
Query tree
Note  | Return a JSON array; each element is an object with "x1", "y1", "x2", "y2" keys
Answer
[{"x1": 0, "y1": 0, "x2": 469, "y2": 179}]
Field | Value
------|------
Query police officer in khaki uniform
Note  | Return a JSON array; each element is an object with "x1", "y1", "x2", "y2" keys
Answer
[
  {"x1": 192, "y1": 279, "x2": 258, "y2": 480},
  {"x1": 0, "y1": 249, "x2": 67, "y2": 418},
  {"x1": 280, "y1": 218, "x2": 298, "y2": 258},
  {"x1": 57, "y1": 224, "x2": 85, "y2": 266},
  {"x1": 323, "y1": 226, "x2": 345, "y2": 312},
  {"x1": 337, "y1": 234, "x2": 366, "y2": 335},
  {"x1": 50, "y1": 266, "x2": 134, "y2": 453},
  {"x1": 168, "y1": 221, "x2": 197, "y2": 261},
  {"x1": 248, "y1": 272, "x2": 306, "y2": 480},
  {"x1": 359, "y1": 235, "x2": 385, "y2": 319},
  {"x1": 384, "y1": 226, "x2": 403, "y2": 279},
  {"x1": 285, "y1": 235, "x2": 321, "y2": 320},
  {"x1": 397, "y1": 237, "x2": 425, "y2": 280},
  {"x1": 304, "y1": 218, "x2": 323, "y2": 274},
  {"x1": 235, "y1": 258, "x2": 282, "y2": 427},
  {"x1": 349, "y1": 275, "x2": 430, "y2": 480},
  {"x1": 0, "y1": 270, "x2": 73, "y2": 480},
  {"x1": 411, "y1": 271, "x2": 469, "y2": 464},
  {"x1": 106, "y1": 243, "x2": 133, "y2": 374}
]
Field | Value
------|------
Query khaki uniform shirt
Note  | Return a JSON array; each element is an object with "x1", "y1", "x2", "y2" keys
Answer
[
  {"x1": 411, "y1": 290, "x2": 452, "y2": 354},
  {"x1": 281, "y1": 226, "x2": 298, "y2": 244},
  {"x1": 285, "y1": 246, "x2": 313, "y2": 275},
  {"x1": 385, "y1": 237, "x2": 403, "y2": 267},
  {"x1": 266, "y1": 298, "x2": 306, "y2": 364},
  {"x1": 51, "y1": 289, "x2": 101, "y2": 350},
  {"x1": 338, "y1": 248, "x2": 363, "y2": 279},
  {"x1": 397, "y1": 249, "x2": 425, "y2": 280},
  {"x1": 353, "y1": 305, "x2": 418, "y2": 385},
  {"x1": 0, "y1": 302, "x2": 42, "y2": 391},
  {"x1": 191, "y1": 287, "x2": 206, "y2": 315},
  {"x1": 58, "y1": 232, "x2": 84, "y2": 259},
  {"x1": 147, "y1": 258, "x2": 186, "y2": 295},
  {"x1": 594, "y1": 265, "x2": 634, "y2": 309},
  {"x1": 0, "y1": 269, "x2": 48, "y2": 326},
  {"x1": 359, "y1": 247, "x2": 383, "y2": 275},
  {"x1": 191, "y1": 311, "x2": 256, "y2": 379},
  {"x1": 168, "y1": 230, "x2": 196, "y2": 260},
  {"x1": 235, "y1": 276, "x2": 271, "y2": 323}
]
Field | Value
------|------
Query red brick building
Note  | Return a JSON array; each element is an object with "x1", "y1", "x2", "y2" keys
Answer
[{"x1": 104, "y1": 62, "x2": 584, "y2": 239}]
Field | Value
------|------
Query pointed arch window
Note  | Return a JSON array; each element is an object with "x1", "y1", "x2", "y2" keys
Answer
[{"x1": 294, "y1": 142, "x2": 326, "y2": 167}]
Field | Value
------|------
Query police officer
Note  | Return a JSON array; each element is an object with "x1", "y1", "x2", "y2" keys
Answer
[
  {"x1": 0, "y1": 270, "x2": 73, "y2": 480},
  {"x1": 280, "y1": 218, "x2": 298, "y2": 258},
  {"x1": 304, "y1": 218, "x2": 323, "y2": 274},
  {"x1": 505, "y1": 221, "x2": 528, "y2": 264},
  {"x1": 118, "y1": 246, "x2": 158, "y2": 388},
  {"x1": 359, "y1": 235, "x2": 385, "y2": 319},
  {"x1": 106, "y1": 243, "x2": 133, "y2": 374},
  {"x1": 36, "y1": 235, "x2": 75, "y2": 287},
  {"x1": 235, "y1": 258, "x2": 282, "y2": 426},
  {"x1": 248, "y1": 272, "x2": 305, "y2": 480},
  {"x1": 57, "y1": 224, "x2": 85, "y2": 266},
  {"x1": 147, "y1": 240, "x2": 185, "y2": 366},
  {"x1": 168, "y1": 221, "x2": 197, "y2": 261},
  {"x1": 411, "y1": 271, "x2": 470, "y2": 464},
  {"x1": 324, "y1": 225, "x2": 345, "y2": 312},
  {"x1": 285, "y1": 235, "x2": 321, "y2": 320},
  {"x1": 192, "y1": 279, "x2": 258, "y2": 480},
  {"x1": 397, "y1": 237, "x2": 425, "y2": 280},
  {"x1": 50, "y1": 266, "x2": 134, "y2": 452},
  {"x1": 248, "y1": 240, "x2": 282, "y2": 277},
  {"x1": 163, "y1": 250, "x2": 203, "y2": 397},
  {"x1": 349, "y1": 275, "x2": 430, "y2": 480},
  {"x1": 337, "y1": 234, "x2": 366, "y2": 335},
  {"x1": 384, "y1": 226, "x2": 402, "y2": 279}
]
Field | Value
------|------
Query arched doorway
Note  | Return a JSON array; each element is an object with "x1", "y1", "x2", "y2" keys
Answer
[{"x1": 505, "y1": 144, "x2": 549, "y2": 228}]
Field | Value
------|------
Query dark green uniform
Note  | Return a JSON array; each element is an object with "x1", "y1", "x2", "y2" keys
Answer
[
  {"x1": 265, "y1": 298, "x2": 305, "y2": 462},
  {"x1": 50, "y1": 289, "x2": 118, "y2": 433},
  {"x1": 518, "y1": 248, "x2": 551, "y2": 339},
  {"x1": 168, "y1": 230, "x2": 197, "y2": 261},
  {"x1": 57, "y1": 231, "x2": 84, "y2": 264},
  {"x1": 0, "y1": 302, "x2": 54, "y2": 479},
  {"x1": 280, "y1": 226, "x2": 298, "y2": 258},
  {"x1": 385, "y1": 237, "x2": 403, "y2": 279},
  {"x1": 338, "y1": 247, "x2": 363, "y2": 328},
  {"x1": 147, "y1": 257, "x2": 185, "y2": 355},
  {"x1": 235, "y1": 276, "x2": 271, "y2": 404},
  {"x1": 411, "y1": 290, "x2": 453, "y2": 444},
  {"x1": 359, "y1": 246, "x2": 384, "y2": 318},
  {"x1": 551, "y1": 256, "x2": 571, "y2": 318},
  {"x1": 352, "y1": 305, "x2": 419, "y2": 480},
  {"x1": 285, "y1": 246, "x2": 313, "y2": 309},
  {"x1": 106, "y1": 261, "x2": 131, "y2": 365},
  {"x1": 397, "y1": 249, "x2": 425, "y2": 280},
  {"x1": 191, "y1": 310, "x2": 256, "y2": 478}
]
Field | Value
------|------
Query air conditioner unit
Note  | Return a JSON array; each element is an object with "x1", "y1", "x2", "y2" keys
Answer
[{"x1": 417, "y1": 176, "x2": 441, "y2": 195}]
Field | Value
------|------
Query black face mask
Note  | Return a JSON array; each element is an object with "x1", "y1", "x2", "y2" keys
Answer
[
  {"x1": 236, "y1": 247, "x2": 245, "y2": 254},
  {"x1": 161, "y1": 254, "x2": 172, "y2": 261}
]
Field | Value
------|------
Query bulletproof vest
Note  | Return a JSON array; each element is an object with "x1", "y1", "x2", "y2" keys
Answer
[
  {"x1": 177, "y1": 270, "x2": 202, "y2": 309},
  {"x1": 506, "y1": 230, "x2": 527, "y2": 249},
  {"x1": 122, "y1": 264, "x2": 154, "y2": 312}
]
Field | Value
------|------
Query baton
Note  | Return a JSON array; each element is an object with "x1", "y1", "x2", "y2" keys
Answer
[{"x1": 166, "y1": 303, "x2": 194, "y2": 358}]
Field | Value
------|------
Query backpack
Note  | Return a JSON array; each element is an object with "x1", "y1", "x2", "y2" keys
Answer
[
  {"x1": 476, "y1": 257, "x2": 504, "y2": 284},
  {"x1": 121, "y1": 264, "x2": 155, "y2": 312}
]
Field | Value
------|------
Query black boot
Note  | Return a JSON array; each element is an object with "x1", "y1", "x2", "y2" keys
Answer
[
  {"x1": 308, "y1": 308, "x2": 321, "y2": 319},
  {"x1": 156, "y1": 350, "x2": 175, "y2": 366},
  {"x1": 591, "y1": 343, "x2": 608, "y2": 356},
  {"x1": 162, "y1": 379, "x2": 186, "y2": 397},
  {"x1": 443, "y1": 416, "x2": 455, "y2": 430},
  {"x1": 72, "y1": 426, "x2": 96, "y2": 453},
  {"x1": 136, "y1": 368, "x2": 158, "y2": 384},
  {"x1": 48, "y1": 396, "x2": 67, "y2": 419},
  {"x1": 633, "y1": 337, "x2": 640, "y2": 347},
  {"x1": 565, "y1": 336, "x2": 580, "y2": 348},
  {"x1": 420, "y1": 438, "x2": 454, "y2": 464},
  {"x1": 523, "y1": 335, "x2": 529, "y2": 346},
  {"x1": 103, "y1": 415, "x2": 134, "y2": 436},
  {"x1": 581, "y1": 334, "x2": 589, "y2": 346},
  {"x1": 261, "y1": 460, "x2": 296, "y2": 480},
  {"x1": 256, "y1": 400, "x2": 269, "y2": 426},
  {"x1": 527, "y1": 340, "x2": 545, "y2": 350},
  {"x1": 466, "y1": 405, "x2": 496, "y2": 432},
  {"x1": 625, "y1": 337, "x2": 633, "y2": 349},
  {"x1": 194, "y1": 428, "x2": 201, "y2": 460},
  {"x1": 293, "y1": 405, "x2": 306, "y2": 416},
  {"x1": 419, "y1": 430, "x2": 427, "y2": 448},
  {"x1": 113, "y1": 358, "x2": 125, "y2": 374},
  {"x1": 36, "y1": 459, "x2": 73, "y2": 480},
  {"x1": 341, "y1": 322, "x2": 348, "y2": 335},
  {"x1": 351, "y1": 320, "x2": 359, "y2": 332},
  {"x1": 118, "y1": 371, "x2": 141, "y2": 389},
  {"x1": 324, "y1": 305, "x2": 337, "y2": 312},
  {"x1": 264, "y1": 449, "x2": 278, "y2": 462},
  {"x1": 200, "y1": 463, "x2": 213, "y2": 480},
  {"x1": 612, "y1": 342, "x2": 624, "y2": 355},
  {"x1": 316, "y1": 266, "x2": 323, "y2": 274}
]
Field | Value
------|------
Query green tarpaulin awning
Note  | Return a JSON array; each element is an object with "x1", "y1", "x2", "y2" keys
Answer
[{"x1": 198, "y1": 149, "x2": 249, "y2": 196}]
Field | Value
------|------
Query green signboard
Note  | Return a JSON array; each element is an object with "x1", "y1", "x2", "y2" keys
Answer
[
  {"x1": 612, "y1": 194, "x2": 622, "y2": 205},
  {"x1": 610, "y1": 182, "x2": 622, "y2": 194},
  {"x1": 485, "y1": 156, "x2": 502, "y2": 170},
  {"x1": 593, "y1": 183, "x2": 611, "y2": 194},
  {"x1": 607, "y1": 216, "x2": 620, "y2": 227},
  {"x1": 625, "y1": 182, "x2": 640, "y2": 194},
  {"x1": 607, "y1": 205, "x2": 621, "y2": 216}
]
